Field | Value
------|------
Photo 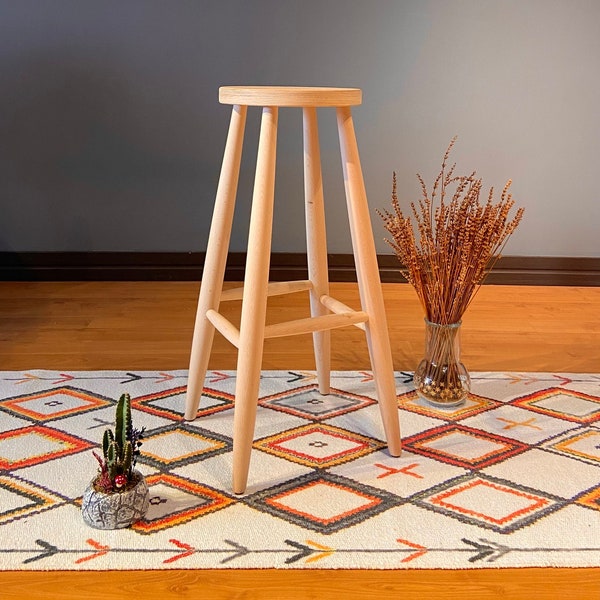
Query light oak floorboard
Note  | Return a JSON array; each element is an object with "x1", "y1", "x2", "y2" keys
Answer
[{"x1": 1, "y1": 281, "x2": 599, "y2": 599}]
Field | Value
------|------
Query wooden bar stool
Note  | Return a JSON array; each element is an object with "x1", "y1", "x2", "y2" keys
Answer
[{"x1": 185, "y1": 86, "x2": 401, "y2": 494}]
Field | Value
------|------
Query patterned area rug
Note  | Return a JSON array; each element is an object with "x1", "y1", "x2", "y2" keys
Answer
[{"x1": 1, "y1": 370, "x2": 599, "y2": 570}]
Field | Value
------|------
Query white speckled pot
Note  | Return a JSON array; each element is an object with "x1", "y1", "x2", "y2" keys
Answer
[{"x1": 81, "y1": 470, "x2": 149, "y2": 529}]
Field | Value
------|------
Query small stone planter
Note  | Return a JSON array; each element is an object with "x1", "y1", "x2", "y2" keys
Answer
[{"x1": 82, "y1": 470, "x2": 150, "y2": 530}]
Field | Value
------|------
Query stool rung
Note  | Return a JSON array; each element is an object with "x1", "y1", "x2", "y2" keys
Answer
[
  {"x1": 206, "y1": 309, "x2": 240, "y2": 348},
  {"x1": 320, "y1": 294, "x2": 367, "y2": 331},
  {"x1": 208, "y1": 306, "x2": 368, "y2": 344},
  {"x1": 264, "y1": 311, "x2": 368, "y2": 339},
  {"x1": 220, "y1": 279, "x2": 313, "y2": 302}
]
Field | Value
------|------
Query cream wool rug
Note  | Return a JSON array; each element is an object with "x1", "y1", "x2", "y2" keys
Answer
[{"x1": 0, "y1": 370, "x2": 599, "y2": 570}]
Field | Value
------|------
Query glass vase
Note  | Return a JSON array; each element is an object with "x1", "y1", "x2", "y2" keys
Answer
[{"x1": 413, "y1": 319, "x2": 471, "y2": 407}]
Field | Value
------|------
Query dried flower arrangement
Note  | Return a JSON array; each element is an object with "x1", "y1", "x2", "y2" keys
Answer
[
  {"x1": 379, "y1": 137, "x2": 524, "y2": 323},
  {"x1": 378, "y1": 138, "x2": 524, "y2": 405}
]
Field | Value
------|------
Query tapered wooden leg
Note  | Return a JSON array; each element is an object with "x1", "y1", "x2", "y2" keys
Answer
[
  {"x1": 336, "y1": 106, "x2": 401, "y2": 456},
  {"x1": 303, "y1": 107, "x2": 331, "y2": 394},
  {"x1": 233, "y1": 106, "x2": 279, "y2": 494},
  {"x1": 184, "y1": 105, "x2": 247, "y2": 421}
]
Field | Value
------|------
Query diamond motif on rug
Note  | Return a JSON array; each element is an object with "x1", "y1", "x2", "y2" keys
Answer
[
  {"x1": 0, "y1": 425, "x2": 92, "y2": 470},
  {"x1": 415, "y1": 473, "x2": 564, "y2": 533},
  {"x1": 0, "y1": 387, "x2": 112, "y2": 421},
  {"x1": 0, "y1": 475, "x2": 64, "y2": 525},
  {"x1": 512, "y1": 388, "x2": 600, "y2": 423},
  {"x1": 546, "y1": 430, "x2": 600, "y2": 466},
  {"x1": 397, "y1": 390, "x2": 500, "y2": 421},
  {"x1": 461, "y1": 404, "x2": 576, "y2": 445},
  {"x1": 134, "y1": 386, "x2": 234, "y2": 420},
  {"x1": 243, "y1": 472, "x2": 400, "y2": 534},
  {"x1": 576, "y1": 486, "x2": 600, "y2": 512},
  {"x1": 254, "y1": 423, "x2": 384, "y2": 468},
  {"x1": 139, "y1": 424, "x2": 231, "y2": 469},
  {"x1": 259, "y1": 384, "x2": 376, "y2": 421},
  {"x1": 131, "y1": 473, "x2": 234, "y2": 534},
  {"x1": 403, "y1": 425, "x2": 529, "y2": 469}
]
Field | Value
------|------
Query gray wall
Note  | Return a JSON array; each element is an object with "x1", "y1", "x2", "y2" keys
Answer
[{"x1": 1, "y1": 0, "x2": 599, "y2": 257}]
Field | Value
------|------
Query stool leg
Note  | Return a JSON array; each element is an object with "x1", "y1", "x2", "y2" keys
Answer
[
  {"x1": 233, "y1": 106, "x2": 279, "y2": 494},
  {"x1": 303, "y1": 107, "x2": 331, "y2": 394},
  {"x1": 184, "y1": 105, "x2": 247, "y2": 421},
  {"x1": 336, "y1": 106, "x2": 402, "y2": 456}
]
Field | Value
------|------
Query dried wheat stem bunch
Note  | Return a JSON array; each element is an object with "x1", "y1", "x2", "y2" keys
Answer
[{"x1": 378, "y1": 138, "x2": 524, "y2": 324}]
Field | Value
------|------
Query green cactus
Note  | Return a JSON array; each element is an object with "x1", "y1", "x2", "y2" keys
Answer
[
  {"x1": 115, "y1": 391, "x2": 131, "y2": 452},
  {"x1": 99, "y1": 393, "x2": 137, "y2": 492}
]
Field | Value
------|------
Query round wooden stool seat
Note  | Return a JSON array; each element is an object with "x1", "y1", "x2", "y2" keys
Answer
[{"x1": 219, "y1": 86, "x2": 362, "y2": 107}]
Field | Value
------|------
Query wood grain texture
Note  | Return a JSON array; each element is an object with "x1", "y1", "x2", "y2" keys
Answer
[
  {"x1": 1, "y1": 281, "x2": 599, "y2": 599},
  {"x1": 184, "y1": 103, "x2": 247, "y2": 420},
  {"x1": 303, "y1": 105, "x2": 331, "y2": 394},
  {"x1": 219, "y1": 86, "x2": 362, "y2": 107},
  {"x1": 336, "y1": 104, "x2": 402, "y2": 456},
  {"x1": 231, "y1": 104, "x2": 278, "y2": 493}
]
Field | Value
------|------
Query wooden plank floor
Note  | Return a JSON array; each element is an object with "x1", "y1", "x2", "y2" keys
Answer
[{"x1": 1, "y1": 281, "x2": 599, "y2": 599}]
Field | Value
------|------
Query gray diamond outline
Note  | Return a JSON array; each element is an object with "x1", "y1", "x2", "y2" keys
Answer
[
  {"x1": 0, "y1": 385, "x2": 113, "y2": 423},
  {"x1": 242, "y1": 471, "x2": 402, "y2": 534},
  {"x1": 137, "y1": 423, "x2": 232, "y2": 470},
  {"x1": 411, "y1": 472, "x2": 566, "y2": 534},
  {"x1": 259, "y1": 385, "x2": 376, "y2": 421}
]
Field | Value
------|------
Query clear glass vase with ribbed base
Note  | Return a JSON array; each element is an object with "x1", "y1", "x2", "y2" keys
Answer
[{"x1": 414, "y1": 319, "x2": 471, "y2": 407}]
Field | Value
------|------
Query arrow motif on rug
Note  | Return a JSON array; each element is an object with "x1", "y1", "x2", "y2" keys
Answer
[
  {"x1": 507, "y1": 374, "x2": 541, "y2": 385},
  {"x1": 120, "y1": 373, "x2": 142, "y2": 384},
  {"x1": 155, "y1": 372, "x2": 175, "y2": 383},
  {"x1": 284, "y1": 540, "x2": 315, "y2": 564},
  {"x1": 163, "y1": 539, "x2": 195, "y2": 564},
  {"x1": 285, "y1": 371, "x2": 317, "y2": 384},
  {"x1": 207, "y1": 371, "x2": 231, "y2": 383},
  {"x1": 304, "y1": 541, "x2": 335, "y2": 564},
  {"x1": 74, "y1": 539, "x2": 110, "y2": 564},
  {"x1": 10, "y1": 536, "x2": 600, "y2": 567},
  {"x1": 506, "y1": 374, "x2": 571, "y2": 387},
  {"x1": 397, "y1": 371, "x2": 414, "y2": 384},
  {"x1": 220, "y1": 539, "x2": 251, "y2": 564},
  {"x1": 283, "y1": 540, "x2": 335, "y2": 564},
  {"x1": 462, "y1": 538, "x2": 510, "y2": 563},
  {"x1": 22, "y1": 539, "x2": 59, "y2": 564},
  {"x1": 9, "y1": 373, "x2": 41, "y2": 385},
  {"x1": 52, "y1": 373, "x2": 75, "y2": 384},
  {"x1": 396, "y1": 538, "x2": 428, "y2": 563},
  {"x1": 470, "y1": 374, "x2": 597, "y2": 384},
  {"x1": 3, "y1": 372, "x2": 188, "y2": 386}
]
